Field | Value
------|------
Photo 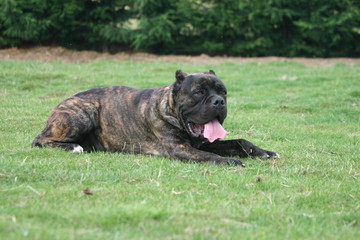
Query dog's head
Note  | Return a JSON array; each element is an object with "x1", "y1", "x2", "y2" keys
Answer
[{"x1": 172, "y1": 70, "x2": 228, "y2": 142}]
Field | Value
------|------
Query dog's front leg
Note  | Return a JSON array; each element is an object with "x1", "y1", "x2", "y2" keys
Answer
[
  {"x1": 168, "y1": 143, "x2": 245, "y2": 167},
  {"x1": 199, "y1": 139, "x2": 279, "y2": 159}
]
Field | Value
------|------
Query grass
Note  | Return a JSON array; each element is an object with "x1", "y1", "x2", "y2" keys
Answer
[{"x1": 0, "y1": 59, "x2": 359, "y2": 239}]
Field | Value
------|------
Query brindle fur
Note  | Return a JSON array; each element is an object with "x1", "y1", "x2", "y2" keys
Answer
[{"x1": 32, "y1": 70, "x2": 278, "y2": 166}]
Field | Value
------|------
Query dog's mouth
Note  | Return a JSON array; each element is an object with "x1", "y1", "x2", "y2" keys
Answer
[
  {"x1": 187, "y1": 119, "x2": 226, "y2": 143},
  {"x1": 187, "y1": 122, "x2": 205, "y2": 137}
]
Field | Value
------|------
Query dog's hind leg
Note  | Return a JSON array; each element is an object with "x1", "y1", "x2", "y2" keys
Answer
[
  {"x1": 32, "y1": 97, "x2": 99, "y2": 153},
  {"x1": 32, "y1": 136, "x2": 85, "y2": 153}
]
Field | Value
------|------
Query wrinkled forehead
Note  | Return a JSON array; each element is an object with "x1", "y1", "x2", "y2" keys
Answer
[{"x1": 183, "y1": 74, "x2": 226, "y2": 91}]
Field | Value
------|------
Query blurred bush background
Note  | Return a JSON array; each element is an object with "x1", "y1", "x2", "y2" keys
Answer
[{"x1": 1, "y1": 0, "x2": 359, "y2": 57}]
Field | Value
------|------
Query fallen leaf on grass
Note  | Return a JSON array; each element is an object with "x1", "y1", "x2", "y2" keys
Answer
[
  {"x1": 83, "y1": 187, "x2": 93, "y2": 195},
  {"x1": 256, "y1": 175, "x2": 264, "y2": 183}
]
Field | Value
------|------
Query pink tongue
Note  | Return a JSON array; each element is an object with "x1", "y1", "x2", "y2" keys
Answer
[{"x1": 203, "y1": 120, "x2": 227, "y2": 143}]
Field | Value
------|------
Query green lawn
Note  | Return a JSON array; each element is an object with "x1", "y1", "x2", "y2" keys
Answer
[{"x1": 0, "y1": 59, "x2": 359, "y2": 239}]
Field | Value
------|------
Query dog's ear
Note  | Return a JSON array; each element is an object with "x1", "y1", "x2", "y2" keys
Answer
[
  {"x1": 208, "y1": 70, "x2": 216, "y2": 75},
  {"x1": 173, "y1": 70, "x2": 188, "y2": 96},
  {"x1": 175, "y1": 70, "x2": 188, "y2": 83}
]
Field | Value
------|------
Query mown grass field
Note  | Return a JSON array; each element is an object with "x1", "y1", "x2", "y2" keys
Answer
[{"x1": 0, "y1": 59, "x2": 359, "y2": 239}]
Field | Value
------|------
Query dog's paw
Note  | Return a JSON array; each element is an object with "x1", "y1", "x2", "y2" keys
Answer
[
  {"x1": 260, "y1": 151, "x2": 280, "y2": 159},
  {"x1": 249, "y1": 147, "x2": 279, "y2": 160},
  {"x1": 71, "y1": 145, "x2": 84, "y2": 153},
  {"x1": 230, "y1": 158, "x2": 246, "y2": 167}
]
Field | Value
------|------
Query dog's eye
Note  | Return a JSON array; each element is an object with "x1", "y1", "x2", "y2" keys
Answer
[
  {"x1": 194, "y1": 90, "x2": 205, "y2": 95},
  {"x1": 219, "y1": 90, "x2": 227, "y2": 95}
]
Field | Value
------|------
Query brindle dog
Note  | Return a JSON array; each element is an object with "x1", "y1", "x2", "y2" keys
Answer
[{"x1": 32, "y1": 70, "x2": 279, "y2": 166}]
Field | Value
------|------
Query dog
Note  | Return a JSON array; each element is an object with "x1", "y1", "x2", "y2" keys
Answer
[{"x1": 32, "y1": 70, "x2": 279, "y2": 166}]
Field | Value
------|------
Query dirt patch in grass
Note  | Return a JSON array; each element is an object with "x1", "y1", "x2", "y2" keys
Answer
[{"x1": 1, "y1": 46, "x2": 359, "y2": 67}]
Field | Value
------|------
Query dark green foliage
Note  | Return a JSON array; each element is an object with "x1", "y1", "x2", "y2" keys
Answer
[
  {"x1": 0, "y1": 0, "x2": 133, "y2": 51},
  {"x1": 1, "y1": 0, "x2": 359, "y2": 56}
]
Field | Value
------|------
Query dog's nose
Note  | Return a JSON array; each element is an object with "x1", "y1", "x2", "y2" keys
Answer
[{"x1": 211, "y1": 96, "x2": 225, "y2": 108}]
